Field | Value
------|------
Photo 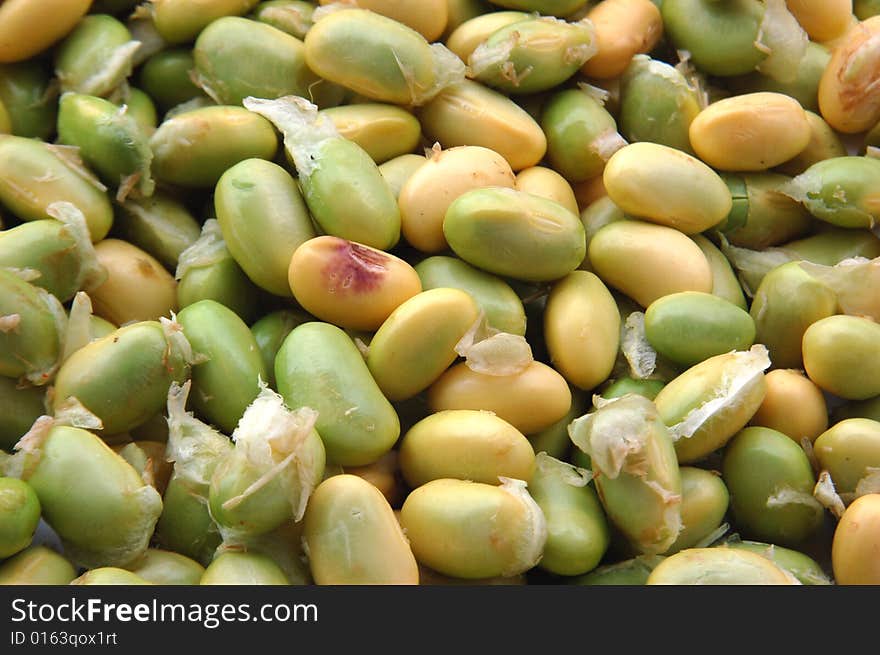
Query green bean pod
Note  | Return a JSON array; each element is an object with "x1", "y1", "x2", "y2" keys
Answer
[
  {"x1": 399, "y1": 477, "x2": 547, "y2": 579},
  {"x1": 275, "y1": 322, "x2": 400, "y2": 467},
  {"x1": 569, "y1": 394, "x2": 683, "y2": 555},
  {"x1": 304, "y1": 474, "x2": 419, "y2": 584},
  {"x1": 215, "y1": 158, "x2": 316, "y2": 298},
  {"x1": 722, "y1": 426, "x2": 824, "y2": 545},
  {"x1": 52, "y1": 319, "x2": 191, "y2": 435},
  {"x1": 0, "y1": 546, "x2": 77, "y2": 585},
  {"x1": 0, "y1": 135, "x2": 114, "y2": 242},
  {"x1": 11, "y1": 421, "x2": 163, "y2": 568},
  {"x1": 443, "y1": 187, "x2": 585, "y2": 282}
]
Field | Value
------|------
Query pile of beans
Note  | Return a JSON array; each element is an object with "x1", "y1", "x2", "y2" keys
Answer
[{"x1": 1, "y1": 0, "x2": 880, "y2": 586}]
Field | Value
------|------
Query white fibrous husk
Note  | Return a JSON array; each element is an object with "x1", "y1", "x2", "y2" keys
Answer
[
  {"x1": 160, "y1": 314, "x2": 202, "y2": 367},
  {"x1": 47, "y1": 201, "x2": 108, "y2": 293},
  {"x1": 853, "y1": 467, "x2": 880, "y2": 500},
  {"x1": 534, "y1": 452, "x2": 592, "y2": 487},
  {"x1": 813, "y1": 471, "x2": 846, "y2": 519},
  {"x1": 718, "y1": 235, "x2": 794, "y2": 297},
  {"x1": 53, "y1": 395, "x2": 104, "y2": 431},
  {"x1": 311, "y1": 1, "x2": 354, "y2": 22},
  {"x1": 0, "y1": 314, "x2": 20, "y2": 332},
  {"x1": 3, "y1": 268, "x2": 41, "y2": 283},
  {"x1": 577, "y1": 81, "x2": 609, "y2": 106},
  {"x1": 244, "y1": 95, "x2": 338, "y2": 178},
  {"x1": 674, "y1": 50, "x2": 709, "y2": 109},
  {"x1": 694, "y1": 523, "x2": 731, "y2": 548},
  {"x1": 175, "y1": 219, "x2": 228, "y2": 280},
  {"x1": 127, "y1": 9, "x2": 165, "y2": 66},
  {"x1": 25, "y1": 287, "x2": 68, "y2": 387},
  {"x1": 621, "y1": 312, "x2": 657, "y2": 380},
  {"x1": 592, "y1": 129, "x2": 628, "y2": 162},
  {"x1": 45, "y1": 144, "x2": 108, "y2": 193},
  {"x1": 65, "y1": 40, "x2": 142, "y2": 98},
  {"x1": 412, "y1": 44, "x2": 466, "y2": 107},
  {"x1": 164, "y1": 95, "x2": 215, "y2": 120},
  {"x1": 667, "y1": 345, "x2": 772, "y2": 443},
  {"x1": 497, "y1": 477, "x2": 547, "y2": 577},
  {"x1": 766, "y1": 485, "x2": 825, "y2": 521},
  {"x1": 454, "y1": 314, "x2": 533, "y2": 376},
  {"x1": 220, "y1": 383, "x2": 321, "y2": 525},
  {"x1": 468, "y1": 30, "x2": 520, "y2": 81},
  {"x1": 3, "y1": 415, "x2": 55, "y2": 479},
  {"x1": 799, "y1": 257, "x2": 880, "y2": 322},
  {"x1": 754, "y1": 0, "x2": 809, "y2": 84},
  {"x1": 165, "y1": 381, "x2": 232, "y2": 491}
]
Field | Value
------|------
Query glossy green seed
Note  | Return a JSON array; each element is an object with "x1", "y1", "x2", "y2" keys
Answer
[
  {"x1": 722, "y1": 426, "x2": 823, "y2": 545},
  {"x1": 785, "y1": 156, "x2": 880, "y2": 230},
  {"x1": 320, "y1": 104, "x2": 421, "y2": 164},
  {"x1": 468, "y1": 17, "x2": 597, "y2": 95},
  {"x1": 19, "y1": 423, "x2": 163, "y2": 568},
  {"x1": 0, "y1": 61, "x2": 57, "y2": 139},
  {"x1": 114, "y1": 193, "x2": 201, "y2": 272},
  {"x1": 0, "y1": 135, "x2": 114, "y2": 242},
  {"x1": 150, "y1": 106, "x2": 278, "y2": 188},
  {"x1": 0, "y1": 269, "x2": 65, "y2": 386},
  {"x1": 250, "y1": 309, "x2": 312, "y2": 389},
  {"x1": 193, "y1": 16, "x2": 338, "y2": 108},
  {"x1": 444, "y1": 187, "x2": 585, "y2": 282},
  {"x1": 601, "y1": 378, "x2": 666, "y2": 401},
  {"x1": 749, "y1": 261, "x2": 838, "y2": 369},
  {"x1": 138, "y1": 49, "x2": 204, "y2": 113},
  {"x1": 691, "y1": 235, "x2": 748, "y2": 310},
  {"x1": 54, "y1": 14, "x2": 138, "y2": 97},
  {"x1": 542, "y1": 88, "x2": 623, "y2": 183},
  {"x1": 124, "y1": 549, "x2": 206, "y2": 585},
  {"x1": 530, "y1": 453, "x2": 610, "y2": 576},
  {"x1": 178, "y1": 300, "x2": 266, "y2": 434},
  {"x1": 415, "y1": 255, "x2": 526, "y2": 336},
  {"x1": 487, "y1": 0, "x2": 588, "y2": 16},
  {"x1": 803, "y1": 315, "x2": 880, "y2": 401},
  {"x1": 0, "y1": 477, "x2": 40, "y2": 558},
  {"x1": 378, "y1": 153, "x2": 426, "y2": 199},
  {"x1": 645, "y1": 292, "x2": 756, "y2": 368},
  {"x1": 780, "y1": 112, "x2": 848, "y2": 177},
  {"x1": 722, "y1": 540, "x2": 831, "y2": 585},
  {"x1": 150, "y1": 0, "x2": 261, "y2": 45},
  {"x1": 57, "y1": 92, "x2": 154, "y2": 198},
  {"x1": 781, "y1": 227, "x2": 880, "y2": 266},
  {"x1": 0, "y1": 546, "x2": 77, "y2": 585},
  {"x1": 215, "y1": 158, "x2": 315, "y2": 297},
  {"x1": 52, "y1": 320, "x2": 190, "y2": 435},
  {"x1": 619, "y1": 55, "x2": 701, "y2": 154},
  {"x1": 446, "y1": 10, "x2": 530, "y2": 61},
  {"x1": 71, "y1": 568, "x2": 152, "y2": 585},
  {"x1": 275, "y1": 322, "x2": 400, "y2": 467},
  {"x1": 121, "y1": 88, "x2": 158, "y2": 133},
  {"x1": 200, "y1": 551, "x2": 289, "y2": 585},
  {"x1": 664, "y1": 467, "x2": 729, "y2": 554},
  {"x1": 814, "y1": 418, "x2": 880, "y2": 500},
  {"x1": 252, "y1": 1, "x2": 315, "y2": 39}
]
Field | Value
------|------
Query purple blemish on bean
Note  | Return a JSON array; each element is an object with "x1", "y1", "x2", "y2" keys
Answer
[{"x1": 322, "y1": 239, "x2": 389, "y2": 294}]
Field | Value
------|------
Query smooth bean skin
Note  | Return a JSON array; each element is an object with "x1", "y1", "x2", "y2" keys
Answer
[
  {"x1": 582, "y1": 0, "x2": 664, "y2": 79},
  {"x1": 750, "y1": 369, "x2": 828, "y2": 443},
  {"x1": 664, "y1": 467, "x2": 729, "y2": 555},
  {"x1": 216, "y1": 158, "x2": 315, "y2": 298},
  {"x1": 542, "y1": 89, "x2": 622, "y2": 183},
  {"x1": 779, "y1": 111, "x2": 847, "y2": 177},
  {"x1": 646, "y1": 548, "x2": 796, "y2": 585},
  {"x1": 544, "y1": 271, "x2": 620, "y2": 391},
  {"x1": 832, "y1": 493, "x2": 880, "y2": 584},
  {"x1": 250, "y1": 309, "x2": 311, "y2": 389},
  {"x1": 690, "y1": 93, "x2": 812, "y2": 172},
  {"x1": 321, "y1": 104, "x2": 421, "y2": 164},
  {"x1": 0, "y1": 135, "x2": 113, "y2": 242},
  {"x1": 150, "y1": 107, "x2": 278, "y2": 188},
  {"x1": 151, "y1": 0, "x2": 261, "y2": 45},
  {"x1": 722, "y1": 426, "x2": 823, "y2": 545},
  {"x1": 399, "y1": 410, "x2": 535, "y2": 487},
  {"x1": 0, "y1": 0, "x2": 91, "y2": 63},
  {"x1": 178, "y1": 300, "x2": 266, "y2": 434},
  {"x1": 378, "y1": 154, "x2": 425, "y2": 199},
  {"x1": 488, "y1": 1, "x2": 588, "y2": 16},
  {"x1": 803, "y1": 315, "x2": 880, "y2": 400},
  {"x1": 399, "y1": 478, "x2": 547, "y2": 579},
  {"x1": 71, "y1": 568, "x2": 152, "y2": 585},
  {"x1": 0, "y1": 269, "x2": 64, "y2": 386},
  {"x1": 418, "y1": 80, "x2": 547, "y2": 171},
  {"x1": 603, "y1": 142, "x2": 732, "y2": 233},
  {"x1": 114, "y1": 194, "x2": 202, "y2": 272},
  {"x1": 22, "y1": 424, "x2": 163, "y2": 568},
  {"x1": 0, "y1": 478, "x2": 40, "y2": 558},
  {"x1": 0, "y1": 546, "x2": 77, "y2": 585},
  {"x1": 414, "y1": 256, "x2": 526, "y2": 336},
  {"x1": 320, "y1": 0, "x2": 448, "y2": 42},
  {"x1": 722, "y1": 540, "x2": 831, "y2": 585},
  {"x1": 530, "y1": 453, "x2": 610, "y2": 576},
  {"x1": 200, "y1": 552, "x2": 289, "y2": 585},
  {"x1": 288, "y1": 236, "x2": 422, "y2": 332},
  {"x1": 814, "y1": 419, "x2": 880, "y2": 498},
  {"x1": 588, "y1": 220, "x2": 713, "y2": 308},
  {"x1": 428, "y1": 361, "x2": 572, "y2": 435},
  {"x1": 0, "y1": 61, "x2": 58, "y2": 139},
  {"x1": 0, "y1": 378, "x2": 44, "y2": 451},
  {"x1": 138, "y1": 49, "x2": 203, "y2": 113},
  {"x1": 749, "y1": 261, "x2": 838, "y2": 370},
  {"x1": 786, "y1": 156, "x2": 880, "y2": 229},
  {"x1": 124, "y1": 549, "x2": 206, "y2": 585},
  {"x1": 445, "y1": 11, "x2": 531, "y2": 62},
  {"x1": 515, "y1": 167, "x2": 579, "y2": 216},
  {"x1": 252, "y1": 1, "x2": 315, "y2": 40},
  {"x1": 818, "y1": 16, "x2": 880, "y2": 133},
  {"x1": 443, "y1": 187, "x2": 585, "y2": 282},
  {"x1": 275, "y1": 322, "x2": 400, "y2": 467},
  {"x1": 691, "y1": 235, "x2": 748, "y2": 310},
  {"x1": 654, "y1": 348, "x2": 770, "y2": 464},
  {"x1": 644, "y1": 292, "x2": 756, "y2": 368},
  {"x1": 781, "y1": 228, "x2": 880, "y2": 266},
  {"x1": 786, "y1": 0, "x2": 854, "y2": 42},
  {"x1": 367, "y1": 289, "x2": 480, "y2": 402},
  {"x1": 53, "y1": 321, "x2": 190, "y2": 435},
  {"x1": 54, "y1": 14, "x2": 136, "y2": 98},
  {"x1": 304, "y1": 475, "x2": 419, "y2": 585},
  {"x1": 601, "y1": 378, "x2": 666, "y2": 402},
  {"x1": 399, "y1": 145, "x2": 515, "y2": 254},
  {"x1": 90, "y1": 239, "x2": 177, "y2": 326}
]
